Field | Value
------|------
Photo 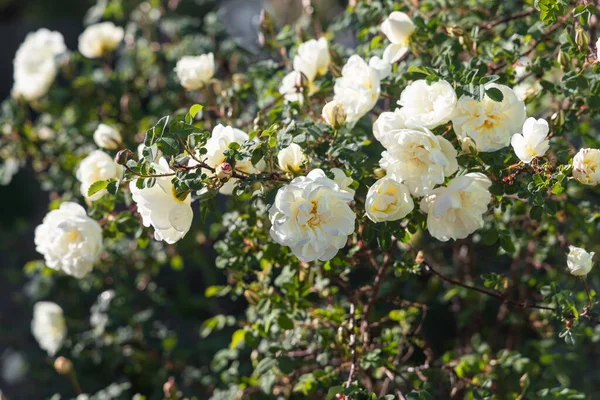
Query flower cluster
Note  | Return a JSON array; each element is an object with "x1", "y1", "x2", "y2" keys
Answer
[{"x1": 280, "y1": 38, "x2": 330, "y2": 102}]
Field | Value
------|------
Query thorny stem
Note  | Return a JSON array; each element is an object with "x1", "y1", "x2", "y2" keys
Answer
[
  {"x1": 346, "y1": 302, "x2": 357, "y2": 389},
  {"x1": 583, "y1": 278, "x2": 593, "y2": 311},
  {"x1": 361, "y1": 252, "x2": 392, "y2": 344},
  {"x1": 68, "y1": 369, "x2": 82, "y2": 395}
]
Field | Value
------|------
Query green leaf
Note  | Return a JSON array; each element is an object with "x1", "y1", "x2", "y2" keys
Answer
[
  {"x1": 255, "y1": 357, "x2": 278, "y2": 376},
  {"x1": 326, "y1": 386, "x2": 344, "y2": 400},
  {"x1": 157, "y1": 136, "x2": 179, "y2": 155},
  {"x1": 189, "y1": 104, "x2": 203, "y2": 118},
  {"x1": 500, "y1": 235, "x2": 516, "y2": 254},
  {"x1": 530, "y1": 206, "x2": 544, "y2": 220},
  {"x1": 170, "y1": 121, "x2": 198, "y2": 137},
  {"x1": 277, "y1": 313, "x2": 294, "y2": 330},
  {"x1": 107, "y1": 179, "x2": 120, "y2": 195},
  {"x1": 482, "y1": 229, "x2": 499, "y2": 245},
  {"x1": 485, "y1": 87, "x2": 504, "y2": 102},
  {"x1": 87, "y1": 180, "x2": 109, "y2": 197},
  {"x1": 230, "y1": 329, "x2": 246, "y2": 349}
]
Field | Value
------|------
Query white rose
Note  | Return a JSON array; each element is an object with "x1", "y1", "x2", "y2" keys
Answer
[
  {"x1": 322, "y1": 100, "x2": 347, "y2": 129},
  {"x1": 333, "y1": 55, "x2": 380, "y2": 123},
  {"x1": 381, "y1": 11, "x2": 415, "y2": 63},
  {"x1": 331, "y1": 168, "x2": 355, "y2": 195},
  {"x1": 510, "y1": 117, "x2": 550, "y2": 164},
  {"x1": 372, "y1": 109, "x2": 406, "y2": 148},
  {"x1": 31, "y1": 302, "x2": 66, "y2": 356},
  {"x1": 596, "y1": 38, "x2": 600, "y2": 61},
  {"x1": 279, "y1": 71, "x2": 304, "y2": 103},
  {"x1": 76, "y1": 150, "x2": 122, "y2": 200},
  {"x1": 202, "y1": 124, "x2": 264, "y2": 195},
  {"x1": 452, "y1": 83, "x2": 526, "y2": 152},
  {"x1": 78, "y1": 22, "x2": 124, "y2": 59},
  {"x1": 420, "y1": 172, "x2": 492, "y2": 241},
  {"x1": 292, "y1": 38, "x2": 330, "y2": 82},
  {"x1": 567, "y1": 246, "x2": 594, "y2": 276},
  {"x1": 573, "y1": 148, "x2": 600, "y2": 185},
  {"x1": 278, "y1": 143, "x2": 307, "y2": 173},
  {"x1": 93, "y1": 124, "x2": 122, "y2": 150},
  {"x1": 397, "y1": 79, "x2": 457, "y2": 130},
  {"x1": 130, "y1": 158, "x2": 193, "y2": 244},
  {"x1": 174, "y1": 53, "x2": 215, "y2": 90},
  {"x1": 34, "y1": 202, "x2": 103, "y2": 278},
  {"x1": 269, "y1": 169, "x2": 356, "y2": 262},
  {"x1": 365, "y1": 178, "x2": 414, "y2": 223},
  {"x1": 12, "y1": 28, "x2": 66, "y2": 101},
  {"x1": 369, "y1": 56, "x2": 392, "y2": 80},
  {"x1": 379, "y1": 128, "x2": 458, "y2": 197}
]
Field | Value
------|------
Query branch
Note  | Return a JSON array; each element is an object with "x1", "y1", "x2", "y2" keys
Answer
[
  {"x1": 422, "y1": 262, "x2": 555, "y2": 311},
  {"x1": 361, "y1": 252, "x2": 392, "y2": 344},
  {"x1": 480, "y1": 8, "x2": 536, "y2": 30},
  {"x1": 490, "y1": 11, "x2": 571, "y2": 73},
  {"x1": 124, "y1": 160, "x2": 289, "y2": 183},
  {"x1": 238, "y1": 94, "x2": 284, "y2": 129}
]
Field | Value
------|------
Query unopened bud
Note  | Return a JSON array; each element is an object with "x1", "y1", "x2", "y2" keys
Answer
[
  {"x1": 321, "y1": 100, "x2": 346, "y2": 129},
  {"x1": 446, "y1": 25, "x2": 464, "y2": 37},
  {"x1": 520, "y1": 373, "x2": 530, "y2": 389},
  {"x1": 415, "y1": 250, "x2": 425, "y2": 264},
  {"x1": 215, "y1": 162, "x2": 233, "y2": 179},
  {"x1": 557, "y1": 50, "x2": 571, "y2": 70},
  {"x1": 460, "y1": 137, "x2": 477, "y2": 153},
  {"x1": 54, "y1": 357, "x2": 73, "y2": 375},
  {"x1": 294, "y1": 72, "x2": 308, "y2": 92},
  {"x1": 93, "y1": 124, "x2": 122, "y2": 150},
  {"x1": 244, "y1": 289, "x2": 260, "y2": 305},
  {"x1": 232, "y1": 73, "x2": 248, "y2": 88},
  {"x1": 373, "y1": 168, "x2": 386, "y2": 179},
  {"x1": 575, "y1": 27, "x2": 590, "y2": 50},
  {"x1": 115, "y1": 148, "x2": 133, "y2": 165},
  {"x1": 259, "y1": 9, "x2": 274, "y2": 31},
  {"x1": 551, "y1": 110, "x2": 565, "y2": 127},
  {"x1": 163, "y1": 377, "x2": 177, "y2": 399}
]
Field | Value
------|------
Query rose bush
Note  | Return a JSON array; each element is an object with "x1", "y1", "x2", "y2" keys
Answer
[{"x1": 3, "y1": 0, "x2": 600, "y2": 399}]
